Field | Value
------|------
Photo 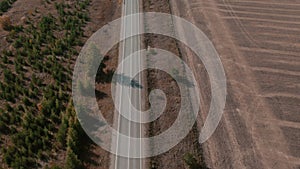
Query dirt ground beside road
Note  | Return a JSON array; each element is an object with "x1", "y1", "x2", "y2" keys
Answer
[
  {"x1": 143, "y1": 1, "x2": 207, "y2": 169},
  {"x1": 168, "y1": 0, "x2": 300, "y2": 168}
]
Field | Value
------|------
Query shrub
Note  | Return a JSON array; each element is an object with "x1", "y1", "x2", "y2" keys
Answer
[
  {"x1": 0, "y1": 1, "x2": 10, "y2": 13},
  {"x1": 2, "y1": 54, "x2": 9, "y2": 63},
  {"x1": 0, "y1": 121, "x2": 9, "y2": 134},
  {"x1": 23, "y1": 97, "x2": 32, "y2": 106},
  {"x1": 0, "y1": 15, "x2": 12, "y2": 31},
  {"x1": 65, "y1": 148, "x2": 82, "y2": 169},
  {"x1": 184, "y1": 153, "x2": 202, "y2": 169}
]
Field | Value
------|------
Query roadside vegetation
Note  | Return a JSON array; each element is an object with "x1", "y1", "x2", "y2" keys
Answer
[
  {"x1": 0, "y1": 0, "x2": 92, "y2": 168},
  {"x1": 0, "y1": 0, "x2": 17, "y2": 14},
  {"x1": 184, "y1": 153, "x2": 208, "y2": 169}
]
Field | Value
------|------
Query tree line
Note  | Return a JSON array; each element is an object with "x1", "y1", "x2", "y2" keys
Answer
[{"x1": 0, "y1": 0, "x2": 91, "y2": 168}]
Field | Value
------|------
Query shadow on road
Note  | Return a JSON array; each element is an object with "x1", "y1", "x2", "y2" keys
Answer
[{"x1": 112, "y1": 73, "x2": 143, "y2": 89}]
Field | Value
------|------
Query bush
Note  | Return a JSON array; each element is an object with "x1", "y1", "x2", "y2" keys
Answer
[
  {"x1": 2, "y1": 54, "x2": 9, "y2": 63},
  {"x1": 0, "y1": 121, "x2": 9, "y2": 134},
  {"x1": 184, "y1": 153, "x2": 202, "y2": 169},
  {"x1": 23, "y1": 97, "x2": 32, "y2": 106},
  {"x1": 0, "y1": 15, "x2": 12, "y2": 30},
  {"x1": 0, "y1": 1, "x2": 10, "y2": 13}
]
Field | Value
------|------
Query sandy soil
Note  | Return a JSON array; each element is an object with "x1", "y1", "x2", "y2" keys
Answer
[{"x1": 168, "y1": 0, "x2": 300, "y2": 168}]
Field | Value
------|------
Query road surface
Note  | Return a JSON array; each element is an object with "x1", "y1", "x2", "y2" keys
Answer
[{"x1": 111, "y1": 0, "x2": 144, "y2": 169}]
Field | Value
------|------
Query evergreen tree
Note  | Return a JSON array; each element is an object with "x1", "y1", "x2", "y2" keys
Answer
[{"x1": 65, "y1": 148, "x2": 82, "y2": 169}]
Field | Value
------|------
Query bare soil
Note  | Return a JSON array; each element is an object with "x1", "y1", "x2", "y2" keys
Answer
[
  {"x1": 143, "y1": 1, "x2": 207, "y2": 169},
  {"x1": 168, "y1": 0, "x2": 300, "y2": 169},
  {"x1": 82, "y1": 0, "x2": 122, "y2": 168}
]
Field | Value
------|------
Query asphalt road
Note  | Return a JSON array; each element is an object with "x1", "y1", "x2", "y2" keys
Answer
[{"x1": 111, "y1": 0, "x2": 143, "y2": 169}]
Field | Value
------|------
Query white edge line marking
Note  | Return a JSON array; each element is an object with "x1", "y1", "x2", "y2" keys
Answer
[{"x1": 114, "y1": 0, "x2": 127, "y2": 168}]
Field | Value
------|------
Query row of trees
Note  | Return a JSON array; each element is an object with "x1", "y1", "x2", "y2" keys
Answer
[{"x1": 0, "y1": 0, "x2": 91, "y2": 168}]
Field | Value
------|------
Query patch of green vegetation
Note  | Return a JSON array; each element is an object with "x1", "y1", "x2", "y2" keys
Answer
[
  {"x1": 0, "y1": 0, "x2": 17, "y2": 14},
  {"x1": 184, "y1": 153, "x2": 209, "y2": 169},
  {"x1": 0, "y1": 0, "x2": 93, "y2": 168}
]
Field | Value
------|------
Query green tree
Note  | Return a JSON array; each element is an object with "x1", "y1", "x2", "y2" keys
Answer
[
  {"x1": 2, "y1": 54, "x2": 9, "y2": 63},
  {"x1": 0, "y1": 121, "x2": 9, "y2": 134},
  {"x1": 66, "y1": 126, "x2": 79, "y2": 153},
  {"x1": 65, "y1": 148, "x2": 82, "y2": 169},
  {"x1": 57, "y1": 121, "x2": 68, "y2": 147}
]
